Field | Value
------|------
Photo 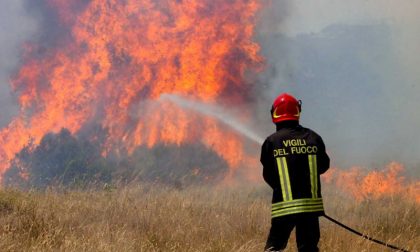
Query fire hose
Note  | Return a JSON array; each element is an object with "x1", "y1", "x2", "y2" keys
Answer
[{"x1": 323, "y1": 214, "x2": 410, "y2": 252}]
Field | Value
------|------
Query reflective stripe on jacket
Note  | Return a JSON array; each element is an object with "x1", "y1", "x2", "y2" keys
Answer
[{"x1": 261, "y1": 121, "x2": 330, "y2": 218}]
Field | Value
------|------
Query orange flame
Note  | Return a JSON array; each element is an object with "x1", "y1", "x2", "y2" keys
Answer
[
  {"x1": 0, "y1": 0, "x2": 263, "y2": 180},
  {"x1": 322, "y1": 162, "x2": 420, "y2": 203}
]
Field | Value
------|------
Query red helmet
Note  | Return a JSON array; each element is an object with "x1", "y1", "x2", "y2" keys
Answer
[{"x1": 271, "y1": 93, "x2": 302, "y2": 123}]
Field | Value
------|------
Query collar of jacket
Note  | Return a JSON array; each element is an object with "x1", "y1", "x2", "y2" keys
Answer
[{"x1": 276, "y1": 120, "x2": 299, "y2": 131}]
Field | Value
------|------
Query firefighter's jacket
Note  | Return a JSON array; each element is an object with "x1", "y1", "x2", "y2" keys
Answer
[{"x1": 260, "y1": 121, "x2": 330, "y2": 219}]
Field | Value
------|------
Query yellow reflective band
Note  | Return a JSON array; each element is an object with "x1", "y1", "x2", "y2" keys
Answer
[
  {"x1": 271, "y1": 205, "x2": 324, "y2": 216},
  {"x1": 276, "y1": 157, "x2": 288, "y2": 201},
  {"x1": 308, "y1": 155, "x2": 318, "y2": 198},
  {"x1": 313, "y1": 155, "x2": 318, "y2": 198},
  {"x1": 272, "y1": 107, "x2": 282, "y2": 118},
  {"x1": 272, "y1": 205, "x2": 324, "y2": 218},
  {"x1": 272, "y1": 198, "x2": 323, "y2": 210},
  {"x1": 271, "y1": 198, "x2": 324, "y2": 217},
  {"x1": 272, "y1": 204, "x2": 323, "y2": 213},
  {"x1": 281, "y1": 157, "x2": 293, "y2": 201}
]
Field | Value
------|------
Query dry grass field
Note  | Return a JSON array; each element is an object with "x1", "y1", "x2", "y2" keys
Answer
[{"x1": 0, "y1": 183, "x2": 418, "y2": 252}]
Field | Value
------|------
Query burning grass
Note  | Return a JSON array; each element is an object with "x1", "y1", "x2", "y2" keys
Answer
[{"x1": 0, "y1": 184, "x2": 417, "y2": 252}]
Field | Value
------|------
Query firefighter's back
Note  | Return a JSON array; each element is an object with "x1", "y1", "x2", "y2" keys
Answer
[
  {"x1": 266, "y1": 124, "x2": 328, "y2": 210},
  {"x1": 261, "y1": 93, "x2": 330, "y2": 252}
]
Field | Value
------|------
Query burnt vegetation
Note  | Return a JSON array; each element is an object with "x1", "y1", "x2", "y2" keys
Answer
[{"x1": 3, "y1": 129, "x2": 228, "y2": 189}]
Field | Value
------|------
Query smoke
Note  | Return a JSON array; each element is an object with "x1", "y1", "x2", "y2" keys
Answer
[
  {"x1": 0, "y1": 0, "x2": 90, "y2": 128},
  {"x1": 0, "y1": 0, "x2": 37, "y2": 127},
  {"x1": 255, "y1": 0, "x2": 420, "y2": 171}
]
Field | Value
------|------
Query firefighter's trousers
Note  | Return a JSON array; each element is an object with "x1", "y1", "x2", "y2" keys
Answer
[{"x1": 265, "y1": 214, "x2": 320, "y2": 252}]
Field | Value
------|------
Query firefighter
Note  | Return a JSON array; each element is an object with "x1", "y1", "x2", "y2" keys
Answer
[{"x1": 261, "y1": 93, "x2": 330, "y2": 252}]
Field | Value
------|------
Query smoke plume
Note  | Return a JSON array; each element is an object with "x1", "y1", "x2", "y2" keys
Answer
[
  {"x1": 0, "y1": 0, "x2": 36, "y2": 127},
  {"x1": 255, "y1": 0, "x2": 420, "y2": 172}
]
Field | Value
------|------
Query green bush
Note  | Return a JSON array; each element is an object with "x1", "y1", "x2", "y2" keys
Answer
[
  {"x1": 114, "y1": 143, "x2": 228, "y2": 186},
  {"x1": 4, "y1": 129, "x2": 113, "y2": 188},
  {"x1": 4, "y1": 129, "x2": 228, "y2": 189}
]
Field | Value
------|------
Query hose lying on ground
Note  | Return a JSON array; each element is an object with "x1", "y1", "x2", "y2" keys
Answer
[{"x1": 323, "y1": 214, "x2": 409, "y2": 252}]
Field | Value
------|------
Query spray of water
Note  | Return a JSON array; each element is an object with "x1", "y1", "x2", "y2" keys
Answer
[{"x1": 159, "y1": 94, "x2": 264, "y2": 145}]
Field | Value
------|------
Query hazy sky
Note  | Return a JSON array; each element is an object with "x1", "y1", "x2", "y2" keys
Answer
[
  {"x1": 257, "y1": 0, "x2": 420, "y2": 170},
  {"x1": 0, "y1": 0, "x2": 37, "y2": 126},
  {"x1": 281, "y1": 0, "x2": 420, "y2": 84},
  {"x1": 281, "y1": 1, "x2": 419, "y2": 34}
]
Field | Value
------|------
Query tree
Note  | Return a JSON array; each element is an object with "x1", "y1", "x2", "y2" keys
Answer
[{"x1": 4, "y1": 128, "x2": 113, "y2": 188}]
